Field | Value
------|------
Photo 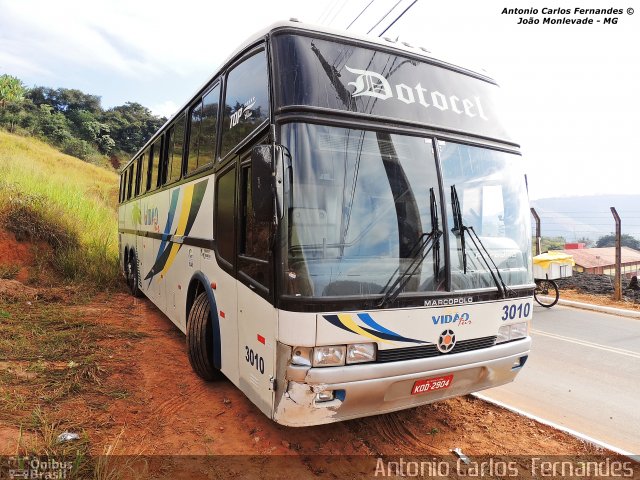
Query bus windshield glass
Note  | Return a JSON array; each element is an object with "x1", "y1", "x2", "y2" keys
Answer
[
  {"x1": 281, "y1": 123, "x2": 444, "y2": 298},
  {"x1": 439, "y1": 141, "x2": 533, "y2": 291},
  {"x1": 279, "y1": 123, "x2": 532, "y2": 299}
]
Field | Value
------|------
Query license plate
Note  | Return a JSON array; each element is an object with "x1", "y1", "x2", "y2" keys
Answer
[{"x1": 411, "y1": 374, "x2": 454, "y2": 395}]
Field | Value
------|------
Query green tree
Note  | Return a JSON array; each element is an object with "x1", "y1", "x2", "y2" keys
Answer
[
  {"x1": 575, "y1": 236, "x2": 595, "y2": 247},
  {"x1": 538, "y1": 236, "x2": 566, "y2": 253},
  {"x1": 2, "y1": 76, "x2": 164, "y2": 164},
  {"x1": 103, "y1": 102, "x2": 165, "y2": 154},
  {"x1": 596, "y1": 234, "x2": 640, "y2": 250},
  {"x1": 36, "y1": 104, "x2": 72, "y2": 144},
  {"x1": 0, "y1": 102, "x2": 27, "y2": 132},
  {"x1": 27, "y1": 86, "x2": 101, "y2": 114},
  {"x1": 0, "y1": 74, "x2": 26, "y2": 108}
]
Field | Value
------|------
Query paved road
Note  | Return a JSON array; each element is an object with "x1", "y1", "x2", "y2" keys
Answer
[{"x1": 482, "y1": 304, "x2": 640, "y2": 454}]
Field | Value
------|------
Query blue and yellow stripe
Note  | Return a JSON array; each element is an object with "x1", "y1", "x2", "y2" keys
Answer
[
  {"x1": 144, "y1": 179, "x2": 208, "y2": 283},
  {"x1": 323, "y1": 313, "x2": 428, "y2": 345}
]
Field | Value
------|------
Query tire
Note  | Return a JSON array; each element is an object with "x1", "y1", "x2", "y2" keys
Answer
[
  {"x1": 534, "y1": 279, "x2": 559, "y2": 308},
  {"x1": 125, "y1": 251, "x2": 143, "y2": 298},
  {"x1": 187, "y1": 291, "x2": 223, "y2": 381}
]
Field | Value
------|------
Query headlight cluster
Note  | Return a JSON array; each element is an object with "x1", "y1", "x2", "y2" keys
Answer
[
  {"x1": 291, "y1": 343, "x2": 377, "y2": 367},
  {"x1": 497, "y1": 322, "x2": 529, "y2": 344}
]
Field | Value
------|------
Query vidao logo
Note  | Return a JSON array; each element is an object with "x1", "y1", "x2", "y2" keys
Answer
[{"x1": 432, "y1": 312, "x2": 471, "y2": 326}]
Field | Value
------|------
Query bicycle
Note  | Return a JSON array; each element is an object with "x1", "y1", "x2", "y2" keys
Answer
[{"x1": 534, "y1": 278, "x2": 559, "y2": 308}]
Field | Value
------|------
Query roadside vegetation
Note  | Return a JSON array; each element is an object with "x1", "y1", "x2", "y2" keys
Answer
[{"x1": 0, "y1": 130, "x2": 120, "y2": 286}]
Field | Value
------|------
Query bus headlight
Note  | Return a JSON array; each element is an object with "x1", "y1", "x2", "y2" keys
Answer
[
  {"x1": 510, "y1": 322, "x2": 529, "y2": 340},
  {"x1": 346, "y1": 343, "x2": 376, "y2": 364},
  {"x1": 291, "y1": 346, "x2": 312, "y2": 367},
  {"x1": 292, "y1": 344, "x2": 377, "y2": 367},
  {"x1": 497, "y1": 322, "x2": 529, "y2": 344},
  {"x1": 497, "y1": 325, "x2": 511, "y2": 344},
  {"x1": 313, "y1": 346, "x2": 346, "y2": 367}
]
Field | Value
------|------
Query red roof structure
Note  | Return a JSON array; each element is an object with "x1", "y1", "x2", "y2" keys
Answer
[{"x1": 555, "y1": 247, "x2": 640, "y2": 275}]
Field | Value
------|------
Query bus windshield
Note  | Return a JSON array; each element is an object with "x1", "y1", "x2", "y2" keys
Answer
[
  {"x1": 439, "y1": 141, "x2": 533, "y2": 291},
  {"x1": 279, "y1": 123, "x2": 532, "y2": 299}
]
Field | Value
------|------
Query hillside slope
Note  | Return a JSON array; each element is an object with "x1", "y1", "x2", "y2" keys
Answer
[{"x1": 0, "y1": 130, "x2": 120, "y2": 285}]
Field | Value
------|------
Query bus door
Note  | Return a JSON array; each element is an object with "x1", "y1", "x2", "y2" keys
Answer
[{"x1": 236, "y1": 152, "x2": 276, "y2": 417}]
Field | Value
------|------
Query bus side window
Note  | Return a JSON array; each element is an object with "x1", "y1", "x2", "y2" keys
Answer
[
  {"x1": 164, "y1": 118, "x2": 184, "y2": 185},
  {"x1": 187, "y1": 101, "x2": 203, "y2": 174},
  {"x1": 134, "y1": 156, "x2": 142, "y2": 196},
  {"x1": 187, "y1": 83, "x2": 220, "y2": 175},
  {"x1": 124, "y1": 169, "x2": 129, "y2": 200},
  {"x1": 215, "y1": 164, "x2": 236, "y2": 269},
  {"x1": 161, "y1": 128, "x2": 173, "y2": 186},
  {"x1": 220, "y1": 50, "x2": 269, "y2": 159},
  {"x1": 239, "y1": 163, "x2": 270, "y2": 290},
  {"x1": 139, "y1": 151, "x2": 149, "y2": 195},
  {"x1": 127, "y1": 164, "x2": 134, "y2": 200},
  {"x1": 134, "y1": 160, "x2": 140, "y2": 198},
  {"x1": 119, "y1": 174, "x2": 124, "y2": 203},
  {"x1": 200, "y1": 84, "x2": 219, "y2": 165},
  {"x1": 150, "y1": 136, "x2": 162, "y2": 189},
  {"x1": 171, "y1": 115, "x2": 185, "y2": 183}
]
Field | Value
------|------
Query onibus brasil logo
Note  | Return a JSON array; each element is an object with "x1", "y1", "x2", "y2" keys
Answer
[{"x1": 345, "y1": 65, "x2": 489, "y2": 121}]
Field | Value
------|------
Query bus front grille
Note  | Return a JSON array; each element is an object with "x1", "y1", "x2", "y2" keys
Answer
[{"x1": 376, "y1": 336, "x2": 498, "y2": 363}]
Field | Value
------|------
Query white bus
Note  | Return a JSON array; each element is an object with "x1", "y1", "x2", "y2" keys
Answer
[{"x1": 118, "y1": 20, "x2": 533, "y2": 427}]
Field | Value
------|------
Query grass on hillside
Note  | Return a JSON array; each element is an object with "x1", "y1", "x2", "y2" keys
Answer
[{"x1": 0, "y1": 130, "x2": 121, "y2": 287}]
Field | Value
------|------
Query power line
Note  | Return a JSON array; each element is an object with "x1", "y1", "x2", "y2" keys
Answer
[
  {"x1": 378, "y1": 0, "x2": 419, "y2": 37},
  {"x1": 346, "y1": 0, "x2": 376, "y2": 30},
  {"x1": 367, "y1": 0, "x2": 404, "y2": 34},
  {"x1": 326, "y1": 0, "x2": 350, "y2": 26},
  {"x1": 317, "y1": 0, "x2": 342, "y2": 24}
]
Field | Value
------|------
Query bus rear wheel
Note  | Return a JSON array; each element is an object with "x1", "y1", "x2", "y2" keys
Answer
[
  {"x1": 125, "y1": 252, "x2": 143, "y2": 298},
  {"x1": 187, "y1": 292, "x2": 223, "y2": 381}
]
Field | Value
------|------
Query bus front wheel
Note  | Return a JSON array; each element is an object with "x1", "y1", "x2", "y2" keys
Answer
[{"x1": 187, "y1": 292, "x2": 223, "y2": 381}]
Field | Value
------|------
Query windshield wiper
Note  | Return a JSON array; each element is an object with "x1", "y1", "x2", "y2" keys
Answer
[
  {"x1": 450, "y1": 185, "x2": 508, "y2": 298},
  {"x1": 430, "y1": 187, "x2": 441, "y2": 282},
  {"x1": 377, "y1": 188, "x2": 442, "y2": 308}
]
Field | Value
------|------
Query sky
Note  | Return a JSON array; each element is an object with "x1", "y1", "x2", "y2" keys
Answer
[{"x1": 1, "y1": 0, "x2": 638, "y2": 200}]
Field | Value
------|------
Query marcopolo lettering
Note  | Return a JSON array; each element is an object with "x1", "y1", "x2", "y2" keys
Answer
[
  {"x1": 424, "y1": 297, "x2": 473, "y2": 307},
  {"x1": 345, "y1": 66, "x2": 489, "y2": 121}
]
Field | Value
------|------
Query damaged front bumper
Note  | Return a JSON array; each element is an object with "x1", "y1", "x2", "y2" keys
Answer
[{"x1": 272, "y1": 338, "x2": 530, "y2": 426}]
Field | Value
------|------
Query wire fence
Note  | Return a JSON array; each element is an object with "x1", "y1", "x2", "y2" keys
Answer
[
  {"x1": 530, "y1": 208, "x2": 640, "y2": 287},
  {"x1": 530, "y1": 210, "x2": 640, "y2": 243}
]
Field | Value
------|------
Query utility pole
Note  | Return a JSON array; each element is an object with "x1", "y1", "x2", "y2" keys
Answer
[
  {"x1": 611, "y1": 207, "x2": 621, "y2": 300},
  {"x1": 531, "y1": 207, "x2": 541, "y2": 256}
]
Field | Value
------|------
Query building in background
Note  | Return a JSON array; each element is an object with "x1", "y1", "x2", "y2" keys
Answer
[{"x1": 558, "y1": 246, "x2": 640, "y2": 277}]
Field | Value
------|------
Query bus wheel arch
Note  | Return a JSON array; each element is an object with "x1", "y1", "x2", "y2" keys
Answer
[{"x1": 186, "y1": 272, "x2": 223, "y2": 379}]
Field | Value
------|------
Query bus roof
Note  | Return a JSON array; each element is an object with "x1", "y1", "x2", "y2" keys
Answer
[
  {"x1": 228, "y1": 19, "x2": 495, "y2": 81},
  {"x1": 122, "y1": 20, "x2": 497, "y2": 171}
]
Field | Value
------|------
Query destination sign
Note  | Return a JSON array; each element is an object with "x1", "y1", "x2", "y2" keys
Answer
[{"x1": 272, "y1": 34, "x2": 514, "y2": 143}]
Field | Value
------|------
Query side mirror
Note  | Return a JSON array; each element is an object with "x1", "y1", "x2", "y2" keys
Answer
[
  {"x1": 251, "y1": 145, "x2": 274, "y2": 223},
  {"x1": 273, "y1": 145, "x2": 286, "y2": 221}
]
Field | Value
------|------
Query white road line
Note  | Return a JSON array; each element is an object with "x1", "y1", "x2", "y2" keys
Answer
[
  {"x1": 473, "y1": 393, "x2": 638, "y2": 460},
  {"x1": 531, "y1": 329, "x2": 640, "y2": 359}
]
